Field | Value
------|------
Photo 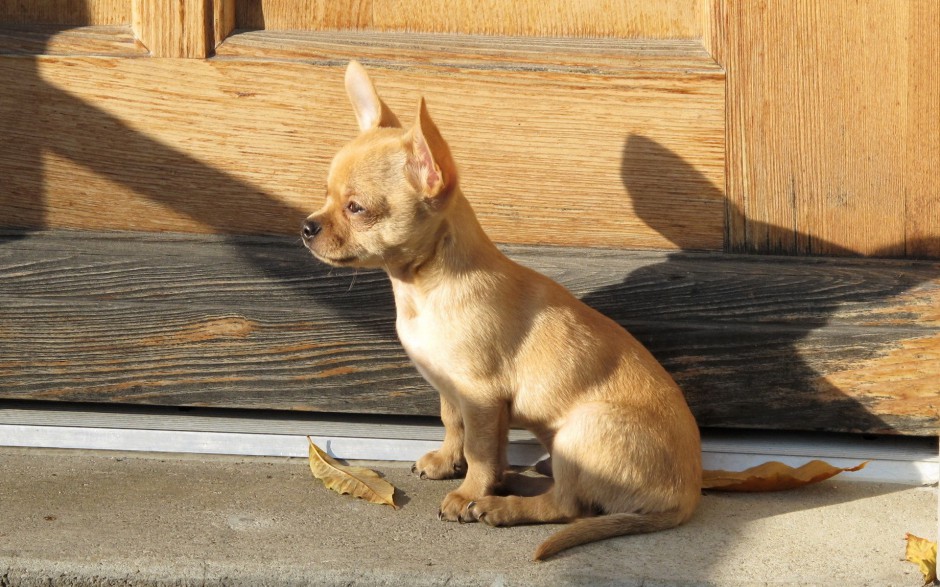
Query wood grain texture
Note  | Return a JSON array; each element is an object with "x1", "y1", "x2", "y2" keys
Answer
[
  {"x1": 1, "y1": 232, "x2": 937, "y2": 435},
  {"x1": 234, "y1": 0, "x2": 702, "y2": 38},
  {"x1": 215, "y1": 30, "x2": 719, "y2": 74},
  {"x1": 724, "y1": 0, "x2": 940, "y2": 258},
  {"x1": 132, "y1": 0, "x2": 213, "y2": 58},
  {"x1": 904, "y1": 1, "x2": 940, "y2": 258},
  {"x1": 371, "y1": 0, "x2": 702, "y2": 38},
  {"x1": 0, "y1": 25, "x2": 147, "y2": 56},
  {"x1": 0, "y1": 38, "x2": 725, "y2": 250},
  {"x1": 235, "y1": 0, "x2": 372, "y2": 31},
  {"x1": 0, "y1": 0, "x2": 129, "y2": 25},
  {"x1": 701, "y1": 0, "x2": 725, "y2": 66},
  {"x1": 212, "y1": 0, "x2": 236, "y2": 49}
]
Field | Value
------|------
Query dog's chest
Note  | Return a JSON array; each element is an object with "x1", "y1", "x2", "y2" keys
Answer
[
  {"x1": 392, "y1": 287, "x2": 471, "y2": 396},
  {"x1": 396, "y1": 310, "x2": 456, "y2": 392}
]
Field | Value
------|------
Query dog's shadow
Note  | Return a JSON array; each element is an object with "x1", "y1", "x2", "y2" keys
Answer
[{"x1": 580, "y1": 135, "x2": 938, "y2": 434}]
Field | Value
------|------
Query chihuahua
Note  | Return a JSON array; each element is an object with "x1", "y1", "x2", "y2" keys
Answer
[{"x1": 302, "y1": 61, "x2": 701, "y2": 560}]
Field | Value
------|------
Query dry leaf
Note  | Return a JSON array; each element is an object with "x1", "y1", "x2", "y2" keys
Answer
[
  {"x1": 307, "y1": 437, "x2": 397, "y2": 509},
  {"x1": 701, "y1": 460, "x2": 868, "y2": 491},
  {"x1": 905, "y1": 533, "x2": 938, "y2": 586}
]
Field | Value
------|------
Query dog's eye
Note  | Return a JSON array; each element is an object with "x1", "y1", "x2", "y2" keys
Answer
[{"x1": 346, "y1": 201, "x2": 365, "y2": 214}]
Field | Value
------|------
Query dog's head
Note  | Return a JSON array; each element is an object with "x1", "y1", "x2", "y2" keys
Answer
[{"x1": 302, "y1": 61, "x2": 458, "y2": 271}]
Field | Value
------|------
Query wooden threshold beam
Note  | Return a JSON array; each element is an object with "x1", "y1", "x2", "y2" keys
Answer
[{"x1": 1, "y1": 231, "x2": 936, "y2": 435}]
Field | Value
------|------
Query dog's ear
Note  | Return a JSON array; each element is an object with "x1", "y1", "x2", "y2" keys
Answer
[
  {"x1": 407, "y1": 97, "x2": 457, "y2": 200},
  {"x1": 345, "y1": 60, "x2": 401, "y2": 132}
]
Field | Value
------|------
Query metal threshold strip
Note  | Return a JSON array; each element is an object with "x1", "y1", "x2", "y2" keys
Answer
[{"x1": 0, "y1": 402, "x2": 936, "y2": 485}]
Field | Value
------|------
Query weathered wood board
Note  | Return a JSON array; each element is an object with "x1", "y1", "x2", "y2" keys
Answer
[
  {"x1": 1, "y1": 231, "x2": 936, "y2": 435},
  {"x1": 0, "y1": 30, "x2": 725, "y2": 251}
]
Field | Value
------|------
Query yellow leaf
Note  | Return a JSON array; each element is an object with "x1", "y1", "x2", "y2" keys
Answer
[
  {"x1": 701, "y1": 460, "x2": 868, "y2": 492},
  {"x1": 307, "y1": 437, "x2": 398, "y2": 509},
  {"x1": 905, "y1": 533, "x2": 938, "y2": 586}
]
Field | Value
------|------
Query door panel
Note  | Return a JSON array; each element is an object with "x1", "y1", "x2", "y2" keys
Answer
[{"x1": 722, "y1": 1, "x2": 940, "y2": 257}]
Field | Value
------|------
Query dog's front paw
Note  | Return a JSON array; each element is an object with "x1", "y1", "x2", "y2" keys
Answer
[
  {"x1": 467, "y1": 496, "x2": 517, "y2": 527},
  {"x1": 412, "y1": 450, "x2": 466, "y2": 480},
  {"x1": 438, "y1": 490, "x2": 478, "y2": 523}
]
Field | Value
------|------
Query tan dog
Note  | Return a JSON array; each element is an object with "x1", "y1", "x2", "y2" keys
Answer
[{"x1": 302, "y1": 61, "x2": 702, "y2": 560}]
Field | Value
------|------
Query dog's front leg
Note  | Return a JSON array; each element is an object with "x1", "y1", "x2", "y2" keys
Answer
[
  {"x1": 438, "y1": 400, "x2": 509, "y2": 523},
  {"x1": 413, "y1": 393, "x2": 467, "y2": 479}
]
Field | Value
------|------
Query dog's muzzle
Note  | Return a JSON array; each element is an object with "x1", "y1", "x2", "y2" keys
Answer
[{"x1": 301, "y1": 219, "x2": 322, "y2": 243}]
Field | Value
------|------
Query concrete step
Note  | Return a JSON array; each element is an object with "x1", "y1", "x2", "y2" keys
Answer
[{"x1": 0, "y1": 447, "x2": 936, "y2": 586}]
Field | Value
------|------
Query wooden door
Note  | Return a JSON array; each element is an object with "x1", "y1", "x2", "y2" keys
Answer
[{"x1": 0, "y1": 1, "x2": 936, "y2": 435}]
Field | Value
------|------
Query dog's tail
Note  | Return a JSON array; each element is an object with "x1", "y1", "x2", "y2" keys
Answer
[{"x1": 534, "y1": 510, "x2": 684, "y2": 561}]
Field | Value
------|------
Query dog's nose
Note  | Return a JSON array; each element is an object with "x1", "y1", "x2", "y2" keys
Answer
[{"x1": 302, "y1": 219, "x2": 321, "y2": 240}]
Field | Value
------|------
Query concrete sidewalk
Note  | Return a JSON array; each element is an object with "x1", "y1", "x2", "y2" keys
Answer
[{"x1": 0, "y1": 447, "x2": 935, "y2": 586}]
